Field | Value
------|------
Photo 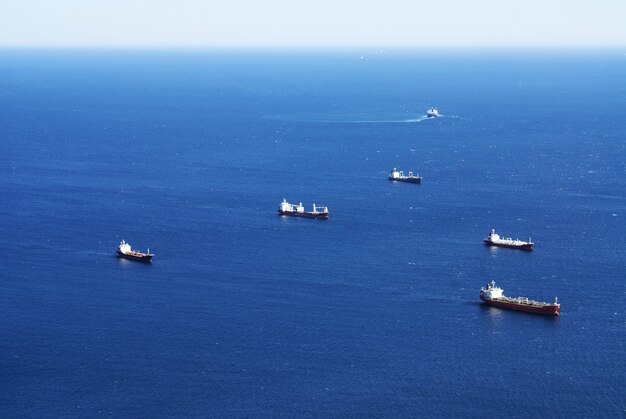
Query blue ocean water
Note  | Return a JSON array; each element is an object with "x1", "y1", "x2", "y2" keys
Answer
[{"x1": 1, "y1": 49, "x2": 625, "y2": 417}]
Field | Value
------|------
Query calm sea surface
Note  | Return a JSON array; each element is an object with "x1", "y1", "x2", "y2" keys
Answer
[{"x1": 1, "y1": 49, "x2": 625, "y2": 417}]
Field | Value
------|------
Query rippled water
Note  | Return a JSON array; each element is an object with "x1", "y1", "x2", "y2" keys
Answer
[{"x1": 1, "y1": 49, "x2": 624, "y2": 417}]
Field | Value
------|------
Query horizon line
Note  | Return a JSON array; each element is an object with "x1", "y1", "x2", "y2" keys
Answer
[{"x1": 1, "y1": 44, "x2": 625, "y2": 51}]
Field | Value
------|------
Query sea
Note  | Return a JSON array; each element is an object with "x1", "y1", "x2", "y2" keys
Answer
[{"x1": 1, "y1": 49, "x2": 625, "y2": 418}]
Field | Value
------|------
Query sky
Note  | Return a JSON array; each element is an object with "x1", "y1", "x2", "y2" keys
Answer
[{"x1": 1, "y1": 0, "x2": 625, "y2": 48}]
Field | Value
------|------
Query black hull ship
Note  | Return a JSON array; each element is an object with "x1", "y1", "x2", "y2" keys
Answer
[
  {"x1": 388, "y1": 168, "x2": 422, "y2": 184},
  {"x1": 116, "y1": 240, "x2": 154, "y2": 262},
  {"x1": 278, "y1": 199, "x2": 329, "y2": 219},
  {"x1": 484, "y1": 229, "x2": 533, "y2": 250}
]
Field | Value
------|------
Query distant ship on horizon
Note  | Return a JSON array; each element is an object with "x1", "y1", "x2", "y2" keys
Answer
[{"x1": 426, "y1": 108, "x2": 440, "y2": 118}]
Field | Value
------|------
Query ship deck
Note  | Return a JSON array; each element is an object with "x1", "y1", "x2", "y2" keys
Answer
[{"x1": 491, "y1": 296, "x2": 554, "y2": 308}]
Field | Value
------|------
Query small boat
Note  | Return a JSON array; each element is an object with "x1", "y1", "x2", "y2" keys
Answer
[
  {"x1": 388, "y1": 168, "x2": 422, "y2": 184},
  {"x1": 484, "y1": 229, "x2": 533, "y2": 250},
  {"x1": 480, "y1": 281, "x2": 560, "y2": 316},
  {"x1": 116, "y1": 239, "x2": 154, "y2": 263},
  {"x1": 426, "y1": 108, "x2": 440, "y2": 118},
  {"x1": 278, "y1": 199, "x2": 329, "y2": 219}
]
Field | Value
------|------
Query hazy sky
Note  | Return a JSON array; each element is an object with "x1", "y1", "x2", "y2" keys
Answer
[{"x1": 1, "y1": 0, "x2": 625, "y2": 48}]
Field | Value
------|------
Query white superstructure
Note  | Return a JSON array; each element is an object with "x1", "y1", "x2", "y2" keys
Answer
[
  {"x1": 118, "y1": 240, "x2": 132, "y2": 254},
  {"x1": 280, "y1": 199, "x2": 305, "y2": 213},
  {"x1": 426, "y1": 108, "x2": 440, "y2": 118},
  {"x1": 486, "y1": 229, "x2": 532, "y2": 246},
  {"x1": 480, "y1": 281, "x2": 504, "y2": 299},
  {"x1": 389, "y1": 168, "x2": 420, "y2": 179},
  {"x1": 279, "y1": 198, "x2": 328, "y2": 215}
]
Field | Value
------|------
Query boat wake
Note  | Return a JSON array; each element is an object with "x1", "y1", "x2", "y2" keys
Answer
[
  {"x1": 348, "y1": 119, "x2": 426, "y2": 123},
  {"x1": 263, "y1": 114, "x2": 444, "y2": 124},
  {"x1": 348, "y1": 114, "x2": 446, "y2": 123},
  {"x1": 405, "y1": 116, "x2": 427, "y2": 123}
]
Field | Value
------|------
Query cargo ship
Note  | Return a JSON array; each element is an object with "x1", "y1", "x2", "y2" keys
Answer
[
  {"x1": 116, "y1": 239, "x2": 154, "y2": 263},
  {"x1": 484, "y1": 229, "x2": 533, "y2": 250},
  {"x1": 426, "y1": 108, "x2": 440, "y2": 118},
  {"x1": 278, "y1": 199, "x2": 329, "y2": 219},
  {"x1": 480, "y1": 281, "x2": 560, "y2": 316},
  {"x1": 388, "y1": 168, "x2": 422, "y2": 184}
]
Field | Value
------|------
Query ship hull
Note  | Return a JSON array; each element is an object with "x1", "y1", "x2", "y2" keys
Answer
[
  {"x1": 484, "y1": 240, "x2": 533, "y2": 250},
  {"x1": 116, "y1": 250, "x2": 153, "y2": 263},
  {"x1": 389, "y1": 177, "x2": 422, "y2": 184},
  {"x1": 480, "y1": 295, "x2": 559, "y2": 316},
  {"x1": 277, "y1": 210, "x2": 328, "y2": 219}
]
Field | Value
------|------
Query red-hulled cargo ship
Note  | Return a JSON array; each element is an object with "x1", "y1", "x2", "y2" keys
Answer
[
  {"x1": 484, "y1": 229, "x2": 533, "y2": 250},
  {"x1": 480, "y1": 281, "x2": 559, "y2": 316},
  {"x1": 278, "y1": 199, "x2": 328, "y2": 219},
  {"x1": 116, "y1": 239, "x2": 154, "y2": 263}
]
